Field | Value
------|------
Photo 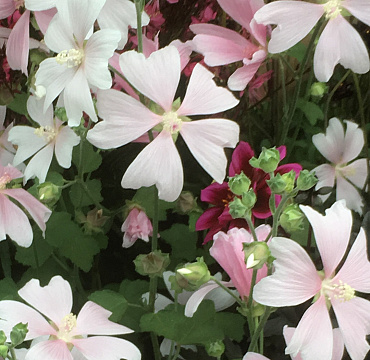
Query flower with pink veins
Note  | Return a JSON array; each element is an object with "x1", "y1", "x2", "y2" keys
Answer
[
  {"x1": 191, "y1": 0, "x2": 268, "y2": 91},
  {"x1": 0, "y1": 276, "x2": 141, "y2": 360},
  {"x1": 312, "y1": 117, "x2": 368, "y2": 214},
  {"x1": 87, "y1": 46, "x2": 239, "y2": 202},
  {"x1": 35, "y1": 0, "x2": 120, "y2": 126},
  {"x1": 254, "y1": 0, "x2": 370, "y2": 82},
  {"x1": 8, "y1": 96, "x2": 80, "y2": 184},
  {"x1": 0, "y1": 164, "x2": 51, "y2": 247},
  {"x1": 253, "y1": 200, "x2": 370, "y2": 360}
]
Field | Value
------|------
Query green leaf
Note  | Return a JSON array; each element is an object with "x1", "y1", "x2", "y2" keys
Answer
[
  {"x1": 0, "y1": 278, "x2": 19, "y2": 300},
  {"x1": 72, "y1": 142, "x2": 102, "y2": 174},
  {"x1": 45, "y1": 212, "x2": 100, "y2": 272},
  {"x1": 297, "y1": 99, "x2": 324, "y2": 126},
  {"x1": 214, "y1": 312, "x2": 246, "y2": 342},
  {"x1": 7, "y1": 93, "x2": 28, "y2": 116},
  {"x1": 88, "y1": 290, "x2": 128, "y2": 322},
  {"x1": 286, "y1": 42, "x2": 306, "y2": 63},
  {"x1": 69, "y1": 179, "x2": 103, "y2": 207},
  {"x1": 189, "y1": 211, "x2": 201, "y2": 232}
]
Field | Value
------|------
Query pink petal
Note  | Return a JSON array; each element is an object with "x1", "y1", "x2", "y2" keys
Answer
[
  {"x1": 285, "y1": 296, "x2": 333, "y2": 360},
  {"x1": 177, "y1": 64, "x2": 239, "y2": 116},
  {"x1": 88, "y1": 89, "x2": 161, "y2": 149},
  {"x1": 180, "y1": 119, "x2": 239, "y2": 183},
  {"x1": 254, "y1": 2, "x2": 324, "y2": 53},
  {"x1": 119, "y1": 46, "x2": 180, "y2": 112},
  {"x1": 6, "y1": 10, "x2": 30, "y2": 75},
  {"x1": 0, "y1": 0, "x2": 15, "y2": 19},
  {"x1": 18, "y1": 276, "x2": 73, "y2": 326},
  {"x1": 76, "y1": 301, "x2": 133, "y2": 336},
  {"x1": 121, "y1": 131, "x2": 183, "y2": 202},
  {"x1": 26, "y1": 339, "x2": 73, "y2": 360},
  {"x1": 300, "y1": 201, "x2": 352, "y2": 278},
  {"x1": 243, "y1": 352, "x2": 270, "y2": 360},
  {"x1": 0, "y1": 300, "x2": 55, "y2": 340},
  {"x1": 314, "y1": 15, "x2": 369, "y2": 82},
  {"x1": 336, "y1": 173, "x2": 365, "y2": 215},
  {"x1": 343, "y1": 0, "x2": 370, "y2": 27},
  {"x1": 332, "y1": 296, "x2": 370, "y2": 360},
  {"x1": 72, "y1": 336, "x2": 141, "y2": 360},
  {"x1": 55, "y1": 125, "x2": 80, "y2": 168},
  {"x1": 0, "y1": 164, "x2": 22, "y2": 179},
  {"x1": 169, "y1": 39, "x2": 194, "y2": 71},
  {"x1": 34, "y1": 8, "x2": 57, "y2": 34},
  {"x1": 25, "y1": 0, "x2": 56, "y2": 11},
  {"x1": 253, "y1": 237, "x2": 321, "y2": 307}
]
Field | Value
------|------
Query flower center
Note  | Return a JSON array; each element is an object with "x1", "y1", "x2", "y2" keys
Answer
[
  {"x1": 57, "y1": 313, "x2": 77, "y2": 343},
  {"x1": 34, "y1": 126, "x2": 57, "y2": 142},
  {"x1": 323, "y1": 0, "x2": 342, "y2": 19},
  {"x1": 162, "y1": 111, "x2": 183, "y2": 134},
  {"x1": 335, "y1": 164, "x2": 356, "y2": 178},
  {"x1": 0, "y1": 173, "x2": 11, "y2": 190},
  {"x1": 322, "y1": 278, "x2": 355, "y2": 302},
  {"x1": 56, "y1": 49, "x2": 84, "y2": 68}
]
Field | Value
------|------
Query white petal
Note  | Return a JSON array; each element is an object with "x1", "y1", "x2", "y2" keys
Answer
[
  {"x1": 343, "y1": 0, "x2": 370, "y2": 27},
  {"x1": 25, "y1": 0, "x2": 56, "y2": 11},
  {"x1": 341, "y1": 120, "x2": 365, "y2": 163},
  {"x1": 336, "y1": 174, "x2": 365, "y2": 214},
  {"x1": 55, "y1": 125, "x2": 80, "y2": 168},
  {"x1": 23, "y1": 143, "x2": 54, "y2": 183},
  {"x1": 27, "y1": 96, "x2": 54, "y2": 127}
]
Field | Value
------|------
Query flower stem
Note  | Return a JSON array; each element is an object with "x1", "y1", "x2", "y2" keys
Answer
[
  {"x1": 9, "y1": 348, "x2": 17, "y2": 360},
  {"x1": 244, "y1": 214, "x2": 258, "y2": 242},
  {"x1": 210, "y1": 276, "x2": 244, "y2": 306},
  {"x1": 134, "y1": 0, "x2": 144, "y2": 53},
  {"x1": 248, "y1": 306, "x2": 272, "y2": 352},
  {"x1": 246, "y1": 269, "x2": 258, "y2": 336},
  {"x1": 270, "y1": 194, "x2": 290, "y2": 239}
]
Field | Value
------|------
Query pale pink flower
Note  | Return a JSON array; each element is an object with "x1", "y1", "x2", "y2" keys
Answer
[
  {"x1": 253, "y1": 201, "x2": 370, "y2": 360},
  {"x1": 121, "y1": 207, "x2": 153, "y2": 248},
  {"x1": 0, "y1": 276, "x2": 141, "y2": 360},
  {"x1": 8, "y1": 96, "x2": 80, "y2": 184},
  {"x1": 254, "y1": 0, "x2": 370, "y2": 82},
  {"x1": 87, "y1": 46, "x2": 239, "y2": 202},
  {"x1": 0, "y1": 164, "x2": 51, "y2": 247},
  {"x1": 312, "y1": 117, "x2": 368, "y2": 214},
  {"x1": 0, "y1": 105, "x2": 16, "y2": 167},
  {"x1": 191, "y1": 0, "x2": 267, "y2": 91},
  {"x1": 243, "y1": 353, "x2": 270, "y2": 360}
]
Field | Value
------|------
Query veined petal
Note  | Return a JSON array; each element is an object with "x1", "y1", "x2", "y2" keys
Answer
[
  {"x1": 336, "y1": 174, "x2": 365, "y2": 214},
  {"x1": 23, "y1": 143, "x2": 54, "y2": 183},
  {"x1": 64, "y1": 67, "x2": 97, "y2": 126},
  {"x1": 254, "y1": 1, "x2": 324, "y2": 53},
  {"x1": 88, "y1": 89, "x2": 161, "y2": 149},
  {"x1": 285, "y1": 296, "x2": 332, "y2": 360},
  {"x1": 18, "y1": 276, "x2": 72, "y2": 326},
  {"x1": 76, "y1": 301, "x2": 133, "y2": 336},
  {"x1": 180, "y1": 119, "x2": 239, "y2": 183},
  {"x1": 314, "y1": 15, "x2": 369, "y2": 82},
  {"x1": 55, "y1": 125, "x2": 80, "y2": 168},
  {"x1": 342, "y1": 158, "x2": 368, "y2": 188},
  {"x1": 6, "y1": 10, "x2": 30, "y2": 75},
  {"x1": 25, "y1": 0, "x2": 56, "y2": 11},
  {"x1": 341, "y1": 120, "x2": 365, "y2": 162},
  {"x1": 0, "y1": 300, "x2": 55, "y2": 339},
  {"x1": 300, "y1": 201, "x2": 352, "y2": 278},
  {"x1": 342, "y1": 0, "x2": 370, "y2": 27},
  {"x1": 332, "y1": 296, "x2": 370, "y2": 360},
  {"x1": 26, "y1": 339, "x2": 72, "y2": 360},
  {"x1": 120, "y1": 46, "x2": 180, "y2": 112},
  {"x1": 27, "y1": 96, "x2": 54, "y2": 127},
  {"x1": 0, "y1": 0, "x2": 15, "y2": 19},
  {"x1": 177, "y1": 64, "x2": 239, "y2": 116},
  {"x1": 84, "y1": 29, "x2": 121, "y2": 89},
  {"x1": 72, "y1": 336, "x2": 141, "y2": 360},
  {"x1": 312, "y1": 164, "x2": 335, "y2": 191},
  {"x1": 253, "y1": 237, "x2": 321, "y2": 307},
  {"x1": 121, "y1": 131, "x2": 183, "y2": 202}
]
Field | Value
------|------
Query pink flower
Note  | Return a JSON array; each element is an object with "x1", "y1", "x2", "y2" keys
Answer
[
  {"x1": 211, "y1": 225, "x2": 271, "y2": 300},
  {"x1": 312, "y1": 117, "x2": 368, "y2": 214},
  {"x1": 0, "y1": 164, "x2": 51, "y2": 247},
  {"x1": 121, "y1": 207, "x2": 153, "y2": 248},
  {"x1": 0, "y1": 106, "x2": 16, "y2": 167},
  {"x1": 87, "y1": 46, "x2": 239, "y2": 202},
  {"x1": 253, "y1": 201, "x2": 370, "y2": 360},
  {"x1": 254, "y1": 0, "x2": 370, "y2": 82},
  {"x1": 243, "y1": 353, "x2": 270, "y2": 360},
  {"x1": 0, "y1": 276, "x2": 141, "y2": 360}
]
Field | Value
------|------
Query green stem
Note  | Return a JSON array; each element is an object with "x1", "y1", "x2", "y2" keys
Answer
[
  {"x1": 271, "y1": 194, "x2": 290, "y2": 239},
  {"x1": 246, "y1": 270, "x2": 258, "y2": 336},
  {"x1": 248, "y1": 307, "x2": 272, "y2": 352},
  {"x1": 170, "y1": 344, "x2": 181, "y2": 360},
  {"x1": 244, "y1": 215, "x2": 258, "y2": 242},
  {"x1": 134, "y1": 0, "x2": 143, "y2": 53},
  {"x1": 9, "y1": 348, "x2": 17, "y2": 360},
  {"x1": 210, "y1": 276, "x2": 244, "y2": 306}
]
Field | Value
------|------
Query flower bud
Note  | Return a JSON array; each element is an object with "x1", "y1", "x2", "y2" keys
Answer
[
  {"x1": 10, "y1": 323, "x2": 28, "y2": 347},
  {"x1": 228, "y1": 171, "x2": 251, "y2": 196},
  {"x1": 296, "y1": 170, "x2": 318, "y2": 191},
  {"x1": 244, "y1": 242, "x2": 271, "y2": 270},
  {"x1": 0, "y1": 331, "x2": 6, "y2": 345},
  {"x1": 310, "y1": 82, "x2": 328, "y2": 98},
  {"x1": 0, "y1": 344, "x2": 8, "y2": 358},
  {"x1": 177, "y1": 191, "x2": 197, "y2": 214},
  {"x1": 205, "y1": 340, "x2": 225, "y2": 357},
  {"x1": 241, "y1": 188, "x2": 257, "y2": 209},
  {"x1": 134, "y1": 251, "x2": 170, "y2": 278},
  {"x1": 54, "y1": 106, "x2": 68, "y2": 122},
  {"x1": 267, "y1": 170, "x2": 296, "y2": 194},
  {"x1": 280, "y1": 204, "x2": 305, "y2": 233},
  {"x1": 228, "y1": 197, "x2": 248, "y2": 219},
  {"x1": 38, "y1": 182, "x2": 61, "y2": 206},
  {"x1": 176, "y1": 257, "x2": 211, "y2": 291},
  {"x1": 249, "y1": 147, "x2": 280, "y2": 173}
]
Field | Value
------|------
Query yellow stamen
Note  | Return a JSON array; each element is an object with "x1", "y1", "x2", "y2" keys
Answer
[
  {"x1": 57, "y1": 313, "x2": 77, "y2": 343},
  {"x1": 0, "y1": 173, "x2": 12, "y2": 190},
  {"x1": 34, "y1": 126, "x2": 57, "y2": 142},
  {"x1": 162, "y1": 111, "x2": 183, "y2": 134},
  {"x1": 323, "y1": 0, "x2": 342, "y2": 19},
  {"x1": 56, "y1": 49, "x2": 84, "y2": 68}
]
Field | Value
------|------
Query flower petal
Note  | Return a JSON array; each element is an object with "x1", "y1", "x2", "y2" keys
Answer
[
  {"x1": 341, "y1": 120, "x2": 365, "y2": 163},
  {"x1": 312, "y1": 164, "x2": 335, "y2": 191},
  {"x1": 336, "y1": 173, "x2": 365, "y2": 214},
  {"x1": 243, "y1": 352, "x2": 270, "y2": 360},
  {"x1": 23, "y1": 143, "x2": 54, "y2": 183},
  {"x1": 25, "y1": 0, "x2": 56, "y2": 11},
  {"x1": 180, "y1": 119, "x2": 239, "y2": 183},
  {"x1": 177, "y1": 64, "x2": 239, "y2": 116},
  {"x1": 27, "y1": 96, "x2": 54, "y2": 127},
  {"x1": 121, "y1": 131, "x2": 183, "y2": 202},
  {"x1": 55, "y1": 125, "x2": 80, "y2": 168},
  {"x1": 0, "y1": 0, "x2": 15, "y2": 19},
  {"x1": 26, "y1": 339, "x2": 73, "y2": 360},
  {"x1": 343, "y1": 0, "x2": 370, "y2": 27},
  {"x1": 34, "y1": 8, "x2": 57, "y2": 34}
]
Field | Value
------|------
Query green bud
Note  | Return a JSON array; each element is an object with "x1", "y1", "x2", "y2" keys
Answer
[
  {"x1": 176, "y1": 257, "x2": 211, "y2": 291},
  {"x1": 266, "y1": 173, "x2": 286, "y2": 194},
  {"x1": 0, "y1": 344, "x2": 8, "y2": 358},
  {"x1": 205, "y1": 340, "x2": 225, "y2": 357},
  {"x1": 228, "y1": 197, "x2": 248, "y2": 219},
  {"x1": 280, "y1": 204, "x2": 305, "y2": 233},
  {"x1": 244, "y1": 242, "x2": 271, "y2": 270},
  {"x1": 0, "y1": 330, "x2": 6, "y2": 345},
  {"x1": 249, "y1": 147, "x2": 280, "y2": 173},
  {"x1": 297, "y1": 170, "x2": 318, "y2": 191},
  {"x1": 252, "y1": 302, "x2": 265, "y2": 318},
  {"x1": 228, "y1": 171, "x2": 251, "y2": 196},
  {"x1": 54, "y1": 107, "x2": 68, "y2": 122},
  {"x1": 281, "y1": 170, "x2": 296, "y2": 194},
  {"x1": 134, "y1": 251, "x2": 170, "y2": 278},
  {"x1": 38, "y1": 182, "x2": 61, "y2": 206},
  {"x1": 10, "y1": 323, "x2": 28, "y2": 347},
  {"x1": 310, "y1": 82, "x2": 328, "y2": 98},
  {"x1": 241, "y1": 188, "x2": 257, "y2": 209}
]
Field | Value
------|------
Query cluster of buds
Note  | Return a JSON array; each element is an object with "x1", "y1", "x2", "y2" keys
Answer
[{"x1": 0, "y1": 323, "x2": 28, "y2": 358}]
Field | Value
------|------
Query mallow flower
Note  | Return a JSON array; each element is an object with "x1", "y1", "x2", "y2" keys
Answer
[
  {"x1": 312, "y1": 117, "x2": 368, "y2": 214},
  {"x1": 0, "y1": 276, "x2": 141, "y2": 360},
  {"x1": 0, "y1": 106, "x2": 16, "y2": 167},
  {"x1": 253, "y1": 200, "x2": 370, "y2": 360},
  {"x1": 254, "y1": 0, "x2": 370, "y2": 82},
  {"x1": 87, "y1": 45, "x2": 239, "y2": 202}
]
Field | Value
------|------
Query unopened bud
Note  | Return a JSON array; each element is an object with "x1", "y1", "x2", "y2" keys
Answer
[
  {"x1": 297, "y1": 170, "x2": 318, "y2": 191},
  {"x1": 0, "y1": 344, "x2": 8, "y2": 358},
  {"x1": 244, "y1": 242, "x2": 271, "y2": 270},
  {"x1": 241, "y1": 188, "x2": 257, "y2": 209},
  {"x1": 310, "y1": 82, "x2": 328, "y2": 98},
  {"x1": 177, "y1": 191, "x2": 197, "y2": 214},
  {"x1": 10, "y1": 323, "x2": 28, "y2": 347},
  {"x1": 228, "y1": 197, "x2": 248, "y2": 219},
  {"x1": 228, "y1": 171, "x2": 251, "y2": 196},
  {"x1": 205, "y1": 340, "x2": 225, "y2": 357},
  {"x1": 267, "y1": 170, "x2": 296, "y2": 195},
  {"x1": 38, "y1": 182, "x2": 61, "y2": 206},
  {"x1": 249, "y1": 147, "x2": 280, "y2": 173},
  {"x1": 54, "y1": 107, "x2": 68, "y2": 122},
  {"x1": 176, "y1": 257, "x2": 210, "y2": 291},
  {"x1": 0, "y1": 331, "x2": 6, "y2": 345},
  {"x1": 134, "y1": 251, "x2": 170, "y2": 278},
  {"x1": 280, "y1": 204, "x2": 305, "y2": 233}
]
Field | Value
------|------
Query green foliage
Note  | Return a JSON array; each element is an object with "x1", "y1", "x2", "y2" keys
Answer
[
  {"x1": 69, "y1": 179, "x2": 103, "y2": 207},
  {"x1": 72, "y1": 142, "x2": 102, "y2": 174},
  {"x1": 0, "y1": 278, "x2": 19, "y2": 300},
  {"x1": 297, "y1": 99, "x2": 324, "y2": 126},
  {"x1": 7, "y1": 93, "x2": 28, "y2": 116}
]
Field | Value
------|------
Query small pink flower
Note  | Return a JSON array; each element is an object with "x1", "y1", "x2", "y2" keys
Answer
[
  {"x1": 0, "y1": 276, "x2": 141, "y2": 360},
  {"x1": 243, "y1": 352, "x2": 270, "y2": 360},
  {"x1": 121, "y1": 207, "x2": 153, "y2": 248},
  {"x1": 253, "y1": 201, "x2": 370, "y2": 360}
]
